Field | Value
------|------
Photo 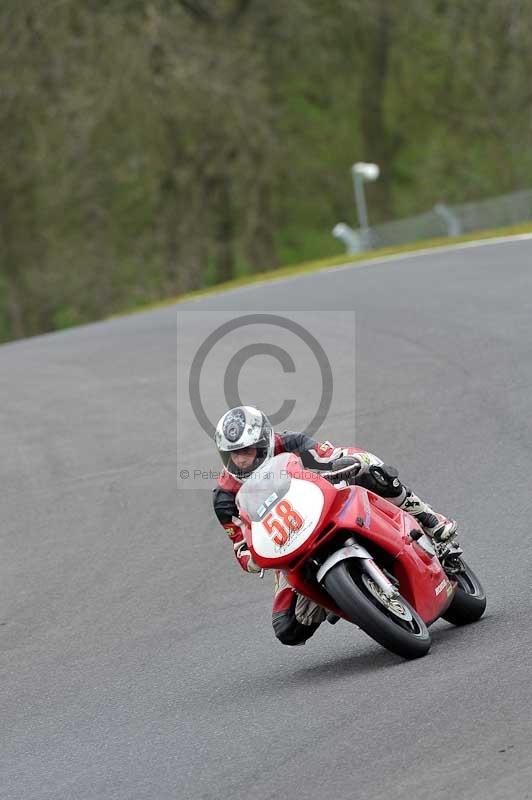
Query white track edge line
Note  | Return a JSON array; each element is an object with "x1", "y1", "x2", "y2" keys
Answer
[{"x1": 184, "y1": 232, "x2": 532, "y2": 303}]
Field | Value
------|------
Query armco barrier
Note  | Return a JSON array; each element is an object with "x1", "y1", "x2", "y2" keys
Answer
[{"x1": 335, "y1": 188, "x2": 532, "y2": 252}]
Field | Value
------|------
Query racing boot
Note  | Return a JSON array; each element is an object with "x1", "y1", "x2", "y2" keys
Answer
[
  {"x1": 295, "y1": 593, "x2": 327, "y2": 627},
  {"x1": 399, "y1": 491, "x2": 457, "y2": 543}
]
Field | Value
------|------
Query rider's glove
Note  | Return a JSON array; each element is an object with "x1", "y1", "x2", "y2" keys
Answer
[
  {"x1": 246, "y1": 553, "x2": 262, "y2": 574},
  {"x1": 225, "y1": 519, "x2": 262, "y2": 574},
  {"x1": 234, "y1": 537, "x2": 262, "y2": 573},
  {"x1": 322, "y1": 455, "x2": 361, "y2": 485}
]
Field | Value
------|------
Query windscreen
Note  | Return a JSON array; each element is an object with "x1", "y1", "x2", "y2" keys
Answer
[{"x1": 236, "y1": 452, "x2": 293, "y2": 522}]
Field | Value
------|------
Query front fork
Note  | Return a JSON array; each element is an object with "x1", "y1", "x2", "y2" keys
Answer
[{"x1": 316, "y1": 537, "x2": 399, "y2": 600}]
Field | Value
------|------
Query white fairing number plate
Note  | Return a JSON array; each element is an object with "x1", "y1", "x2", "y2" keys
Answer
[{"x1": 251, "y1": 479, "x2": 324, "y2": 559}]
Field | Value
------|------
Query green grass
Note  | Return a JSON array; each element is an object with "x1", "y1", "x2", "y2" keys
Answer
[{"x1": 111, "y1": 220, "x2": 532, "y2": 317}]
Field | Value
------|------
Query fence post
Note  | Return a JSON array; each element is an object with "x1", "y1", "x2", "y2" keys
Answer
[{"x1": 434, "y1": 203, "x2": 462, "y2": 237}]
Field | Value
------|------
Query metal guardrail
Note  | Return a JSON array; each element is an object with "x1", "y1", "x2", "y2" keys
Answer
[{"x1": 333, "y1": 188, "x2": 532, "y2": 253}]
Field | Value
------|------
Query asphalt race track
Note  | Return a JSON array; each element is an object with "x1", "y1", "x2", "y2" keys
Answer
[{"x1": 2, "y1": 237, "x2": 532, "y2": 800}]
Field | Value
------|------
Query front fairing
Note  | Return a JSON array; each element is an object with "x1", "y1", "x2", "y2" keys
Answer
[{"x1": 236, "y1": 453, "x2": 340, "y2": 569}]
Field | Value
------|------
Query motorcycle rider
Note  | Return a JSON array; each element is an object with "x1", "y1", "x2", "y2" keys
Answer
[{"x1": 213, "y1": 405, "x2": 457, "y2": 647}]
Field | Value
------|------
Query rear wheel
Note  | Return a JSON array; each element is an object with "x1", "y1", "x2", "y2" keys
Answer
[
  {"x1": 442, "y1": 558, "x2": 486, "y2": 626},
  {"x1": 322, "y1": 561, "x2": 431, "y2": 659}
]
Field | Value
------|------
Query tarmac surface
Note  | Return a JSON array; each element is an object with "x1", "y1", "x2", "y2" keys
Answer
[{"x1": 2, "y1": 237, "x2": 532, "y2": 799}]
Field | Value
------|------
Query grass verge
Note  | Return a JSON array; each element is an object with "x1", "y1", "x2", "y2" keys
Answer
[{"x1": 111, "y1": 221, "x2": 532, "y2": 317}]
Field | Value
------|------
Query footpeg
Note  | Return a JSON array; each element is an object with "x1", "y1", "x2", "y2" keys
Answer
[
  {"x1": 437, "y1": 539, "x2": 463, "y2": 559},
  {"x1": 439, "y1": 541, "x2": 464, "y2": 573}
]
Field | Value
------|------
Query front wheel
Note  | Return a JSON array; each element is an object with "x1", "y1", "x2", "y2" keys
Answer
[
  {"x1": 322, "y1": 561, "x2": 431, "y2": 659},
  {"x1": 442, "y1": 558, "x2": 486, "y2": 626}
]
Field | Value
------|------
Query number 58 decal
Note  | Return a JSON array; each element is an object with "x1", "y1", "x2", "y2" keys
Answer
[{"x1": 263, "y1": 500, "x2": 304, "y2": 545}]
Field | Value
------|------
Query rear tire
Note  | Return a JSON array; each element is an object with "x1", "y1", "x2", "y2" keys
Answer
[
  {"x1": 322, "y1": 561, "x2": 431, "y2": 659},
  {"x1": 442, "y1": 559, "x2": 486, "y2": 626}
]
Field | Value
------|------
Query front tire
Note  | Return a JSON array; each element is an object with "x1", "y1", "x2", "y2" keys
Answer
[
  {"x1": 442, "y1": 559, "x2": 486, "y2": 626},
  {"x1": 322, "y1": 561, "x2": 431, "y2": 659}
]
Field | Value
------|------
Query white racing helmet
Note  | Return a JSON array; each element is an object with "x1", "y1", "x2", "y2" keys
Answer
[{"x1": 215, "y1": 406, "x2": 274, "y2": 479}]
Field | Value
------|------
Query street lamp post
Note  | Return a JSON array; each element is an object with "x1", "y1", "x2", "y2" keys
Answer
[{"x1": 351, "y1": 162, "x2": 380, "y2": 250}]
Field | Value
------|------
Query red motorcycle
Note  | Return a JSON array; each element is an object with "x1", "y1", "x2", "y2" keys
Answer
[{"x1": 237, "y1": 452, "x2": 486, "y2": 659}]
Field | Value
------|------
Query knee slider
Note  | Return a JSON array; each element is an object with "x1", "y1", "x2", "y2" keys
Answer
[{"x1": 272, "y1": 612, "x2": 319, "y2": 646}]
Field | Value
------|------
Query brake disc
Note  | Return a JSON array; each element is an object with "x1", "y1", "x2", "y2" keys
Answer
[{"x1": 361, "y1": 574, "x2": 413, "y2": 622}]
